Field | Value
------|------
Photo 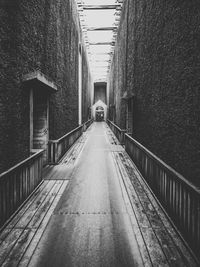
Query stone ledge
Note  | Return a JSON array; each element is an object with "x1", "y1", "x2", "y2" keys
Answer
[{"x1": 22, "y1": 71, "x2": 57, "y2": 92}]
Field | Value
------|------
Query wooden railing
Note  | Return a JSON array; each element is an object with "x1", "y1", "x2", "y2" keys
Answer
[
  {"x1": 107, "y1": 119, "x2": 126, "y2": 144},
  {"x1": 48, "y1": 125, "x2": 84, "y2": 164},
  {"x1": 125, "y1": 133, "x2": 200, "y2": 260},
  {"x1": 0, "y1": 149, "x2": 44, "y2": 229},
  {"x1": 83, "y1": 118, "x2": 94, "y2": 131}
]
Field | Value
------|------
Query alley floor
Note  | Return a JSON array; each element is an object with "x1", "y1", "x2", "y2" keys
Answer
[{"x1": 0, "y1": 122, "x2": 198, "y2": 267}]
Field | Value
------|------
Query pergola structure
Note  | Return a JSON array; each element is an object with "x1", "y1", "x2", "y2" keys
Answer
[{"x1": 76, "y1": 0, "x2": 123, "y2": 82}]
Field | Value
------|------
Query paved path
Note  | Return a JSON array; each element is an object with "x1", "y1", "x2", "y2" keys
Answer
[{"x1": 0, "y1": 122, "x2": 198, "y2": 267}]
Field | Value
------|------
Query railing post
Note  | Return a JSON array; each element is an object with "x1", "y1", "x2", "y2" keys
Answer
[
  {"x1": 48, "y1": 124, "x2": 92, "y2": 165},
  {"x1": 121, "y1": 129, "x2": 127, "y2": 145},
  {"x1": 54, "y1": 142, "x2": 59, "y2": 164},
  {"x1": 0, "y1": 149, "x2": 44, "y2": 230},
  {"x1": 83, "y1": 123, "x2": 86, "y2": 132},
  {"x1": 123, "y1": 132, "x2": 200, "y2": 261}
]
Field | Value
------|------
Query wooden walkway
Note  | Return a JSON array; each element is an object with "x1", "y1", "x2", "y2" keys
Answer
[{"x1": 0, "y1": 123, "x2": 198, "y2": 267}]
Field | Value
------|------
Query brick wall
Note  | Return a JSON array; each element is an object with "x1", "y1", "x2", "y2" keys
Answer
[
  {"x1": 0, "y1": 0, "x2": 92, "y2": 173},
  {"x1": 108, "y1": 0, "x2": 200, "y2": 186}
]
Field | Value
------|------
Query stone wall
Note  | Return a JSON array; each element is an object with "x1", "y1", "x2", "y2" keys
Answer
[
  {"x1": 108, "y1": 0, "x2": 200, "y2": 186},
  {"x1": 0, "y1": 0, "x2": 92, "y2": 173},
  {"x1": 82, "y1": 45, "x2": 93, "y2": 122}
]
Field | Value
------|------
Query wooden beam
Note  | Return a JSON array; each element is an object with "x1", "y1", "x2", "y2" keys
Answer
[
  {"x1": 86, "y1": 27, "x2": 117, "y2": 31},
  {"x1": 89, "y1": 42, "x2": 115, "y2": 45},
  {"x1": 91, "y1": 60, "x2": 111, "y2": 62},
  {"x1": 83, "y1": 5, "x2": 120, "y2": 10},
  {"x1": 89, "y1": 52, "x2": 113, "y2": 55}
]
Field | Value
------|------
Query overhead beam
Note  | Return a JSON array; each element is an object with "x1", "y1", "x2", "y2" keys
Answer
[
  {"x1": 90, "y1": 60, "x2": 111, "y2": 62},
  {"x1": 89, "y1": 42, "x2": 115, "y2": 45},
  {"x1": 91, "y1": 63, "x2": 109, "y2": 66},
  {"x1": 83, "y1": 5, "x2": 120, "y2": 10},
  {"x1": 88, "y1": 52, "x2": 112, "y2": 54},
  {"x1": 86, "y1": 27, "x2": 117, "y2": 31},
  {"x1": 91, "y1": 66, "x2": 109, "y2": 68}
]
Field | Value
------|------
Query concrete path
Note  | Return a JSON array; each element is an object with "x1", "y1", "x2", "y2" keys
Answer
[
  {"x1": 0, "y1": 122, "x2": 198, "y2": 267},
  {"x1": 29, "y1": 122, "x2": 143, "y2": 267}
]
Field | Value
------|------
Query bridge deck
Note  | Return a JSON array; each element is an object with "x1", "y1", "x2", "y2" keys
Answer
[{"x1": 0, "y1": 122, "x2": 198, "y2": 266}]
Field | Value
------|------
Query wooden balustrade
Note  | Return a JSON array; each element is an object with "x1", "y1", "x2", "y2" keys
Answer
[
  {"x1": 125, "y1": 133, "x2": 200, "y2": 260},
  {"x1": 107, "y1": 119, "x2": 126, "y2": 144},
  {"x1": 83, "y1": 118, "x2": 94, "y2": 131},
  {"x1": 0, "y1": 149, "x2": 44, "y2": 229},
  {"x1": 49, "y1": 119, "x2": 94, "y2": 164},
  {"x1": 48, "y1": 125, "x2": 84, "y2": 164}
]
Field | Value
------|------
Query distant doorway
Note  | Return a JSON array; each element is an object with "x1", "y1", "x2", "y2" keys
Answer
[
  {"x1": 95, "y1": 106, "x2": 104, "y2": 121},
  {"x1": 92, "y1": 100, "x2": 107, "y2": 121}
]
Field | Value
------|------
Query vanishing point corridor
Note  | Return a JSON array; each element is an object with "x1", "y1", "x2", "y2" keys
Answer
[
  {"x1": 1, "y1": 1, "x2": 200, "y2": 265},
  {"x1": 0, "y1": 123, "x2": 197, "y2": 266}
]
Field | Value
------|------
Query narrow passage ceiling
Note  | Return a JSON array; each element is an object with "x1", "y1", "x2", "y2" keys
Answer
[{"x1": 76, "y1": 0, "x2": 123, "y2": 82}]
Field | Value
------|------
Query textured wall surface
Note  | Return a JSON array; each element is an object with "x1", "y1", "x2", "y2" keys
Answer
[
  {"x1": 82, "y1": 45, "x2": 93, "y2": 122},
  {"x1": 108, "y1": 0, "x2": 200, "y2": 186},
  {"x1": 0, "y1": 0, "x2": 92, "y2": 173}
]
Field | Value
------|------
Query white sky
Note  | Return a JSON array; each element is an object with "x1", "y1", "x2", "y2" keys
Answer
[
  {"x1": 84, "y1": 10, "x2": 116, "y2": 27},
  {"x1": 87, "y1": 31, "x2": 113, "y2": 43},
  {"x1": 77, "y1": 0, "x2": 122, "y2": 81}
]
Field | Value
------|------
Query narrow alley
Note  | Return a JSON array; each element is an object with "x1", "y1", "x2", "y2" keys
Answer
[
  {"x1": 0, "y1": 123, "x2": 198, "y2": 266},
  {"x1": 1, "y1": 0, "x2": 200, "y2": 266}
]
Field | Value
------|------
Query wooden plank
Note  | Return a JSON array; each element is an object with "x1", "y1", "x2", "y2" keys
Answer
[
  {"x1": 1, "y1": 229, "x2": 36, "y2": 267},
  {"x1": 87, "y1": 26, "x2": 117, "y2": 31},
  {"x1": 83, "y1": 5, "x2": 120, "y2": 10},
  {"x1": 59, "y1": 133, "x2": 87, "y2": 165},
  {"x1": 7, "y1": 180, "x2": 50, "y2": 229},
  {"x1": 0, "y1": 180, "x2": 56, "y2": 264},
  {"x1": 89, "y1": 42, "x2": 114, "y2": 45},
  {"x1": 59, "y1": 142, "x2": 82, "y2": 165},
  {"x1": 43, "y1": 165, "x2": 74, "y2": 180},
  {"x1": 18, "y1": 180, "x2": 62, "y2": 228},
  {"x1": 18, "y1": 181, "x2": 69, "y2": 266},
  {"x1": 12, "y1": 180, "x2": 56, "y2": 229},
  {"x1": 119, "y1": 151, "x2": 198, "y2": 266},
  {"x1": 114, "y1": 150, "x2": 193, "y2": 266},
  {"x1": 0, "y1": 180, "x2": 69, "y2": 266},
  {"x1": 112, "y1": 152, "x2": 169, "y2": 266},
  {"x1": 0, "y1": 181, "x2": 48, "y2": 247},
  {"x1": 28, "y1": 181, "x2": 64, "y2": 229},
  {"x1": 112, "y1": 152, "x2": 152, "y2": 267},
  {"x1": 0, "y1": 229, "x2": 23, "y2": 266},
  {"x1": 0, "y1": 169, "x2": 69, "y2": 266}
]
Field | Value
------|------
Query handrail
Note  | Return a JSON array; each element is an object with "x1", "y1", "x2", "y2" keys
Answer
[
  {"x1": 48, "y1": 119, "x2": 94, "y2": 164},
  {"x1": 0, "y1": 149, "x2": 44, "y2": 229},
  {"x1": 107, "y1": 119, "x2": 126, "y2": 144},
  {"x1": 84, "y1": 118, "x2": 94, "y2": 131},
  {"x1": 49, "y1": 125, "x2": 83, "y2": 164},
  {"x1": 125, "y1": 133, "x2": 200, "y2": 260},
  {"x1": 53, "y1": 125, "x2": 83, "y2": 144},
  {"x1": 0, "y1": 149, "x2": 43, "y2": 179},
  {"x1": 126, "y1": 135, "x2": 200, "y2": 192}
]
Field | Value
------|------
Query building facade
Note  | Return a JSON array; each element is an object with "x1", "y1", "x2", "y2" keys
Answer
[
  {"x1": 0, "y1": 0, "x2": 92, "y2": 172},
  {"x1": 108, "y1": 0, "x2": 200, "y2": 186}
]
